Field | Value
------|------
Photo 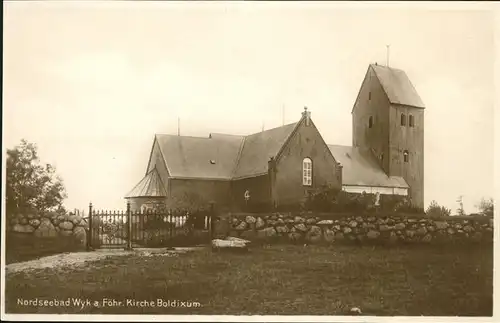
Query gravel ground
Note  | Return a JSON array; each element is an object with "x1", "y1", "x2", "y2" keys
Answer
[{"x1": 5, "y1": 247, "x2": 205, "y2": 274}]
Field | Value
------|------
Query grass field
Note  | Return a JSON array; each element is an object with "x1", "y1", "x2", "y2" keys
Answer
[
  {"x1": 5, "y1": 232, "x2": 85, "y2": 265},
  {"x1": 5, "y1": 244, "x2": 493, "y2": 316}
]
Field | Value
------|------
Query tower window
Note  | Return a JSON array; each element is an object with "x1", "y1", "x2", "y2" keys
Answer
[
  {"x1": 368, "y1": 92, "x2": 372, "y2": 100},
  {"x1": 302, "y1": 157, "x2": 312, "y2": 186},
  {"x1": 409, "y1": 115, "x2": 414, "y2": 127},
  {"x1": 368, "y1": 116, "x2": 373, "y2": 128},
  {"x1": 401, "y1": 113, "x2": 406, "y2": 126},
  {"x1": 403, "y1": 150, "x2": 409, "y2": 163}
]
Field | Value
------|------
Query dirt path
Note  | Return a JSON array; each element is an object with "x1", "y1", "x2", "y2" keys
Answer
[{"x1": 5, "y1": 247, "x2": 205, "y2": 274}]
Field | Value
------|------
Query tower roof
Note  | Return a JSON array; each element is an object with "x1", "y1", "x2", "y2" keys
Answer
[
  {"x1": 125, "y1": 167, "x2": 167, "y2": 198},
  {"x1": 370, "y1": 64, "x2": 425, "y2": 108}
]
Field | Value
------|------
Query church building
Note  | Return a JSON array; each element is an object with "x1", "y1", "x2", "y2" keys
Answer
[{"x1": 125, "y1": 64, "x2": 425, "y2": 212}]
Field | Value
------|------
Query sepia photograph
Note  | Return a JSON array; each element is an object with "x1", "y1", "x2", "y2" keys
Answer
[{"x1": 2, "y1": 1, "x2": 497, "y2": 321}]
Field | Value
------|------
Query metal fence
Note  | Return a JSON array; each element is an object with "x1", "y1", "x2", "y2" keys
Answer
[{"x1": 87, "y1": 202, "x2": 214, "y2": 250}]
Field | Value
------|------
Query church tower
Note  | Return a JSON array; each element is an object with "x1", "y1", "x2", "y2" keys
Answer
[{"x1": 351, "y1": 64, "x2": 425, "y2": 210}]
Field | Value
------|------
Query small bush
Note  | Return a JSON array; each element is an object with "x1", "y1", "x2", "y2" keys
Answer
[
  {"x1": 300, "y1": 185, "x2": 422, "y2": 214},
  {"x1": 426, "y1": 200, "x2": 451, "y2": 217}
]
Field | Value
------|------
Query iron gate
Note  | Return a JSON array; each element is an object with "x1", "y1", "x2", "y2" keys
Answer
[{"x1": 87, "y1": 203, "x2": 213, "y2": 250}]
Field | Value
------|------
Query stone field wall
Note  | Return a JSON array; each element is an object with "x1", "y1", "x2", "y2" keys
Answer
[
  {"x1": 225, "y1": 212, "x2": 494, "y2": 245},
  {"x1": 8, "y1": 212, "x2": 88, "y2": 246}
]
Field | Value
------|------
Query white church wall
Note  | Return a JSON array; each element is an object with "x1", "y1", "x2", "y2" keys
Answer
[{"x1": 342, "y1": 185, "x2": 408, "y2": 196}]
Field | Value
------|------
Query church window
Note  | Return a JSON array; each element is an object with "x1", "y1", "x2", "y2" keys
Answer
[
  {"x1": 369, "y1": 92, "x2": 372, "y2": 100},
  {"x1": 403, "y1": 150, "x2": 409, "y2": 163},
  {"x1": 302, "y1": 158, "x2": 312, "y2": 186},
  {"x1": 409, "y1": 115, "x2": 414, "y2": 127},
  {"x1": 401, "y1": 113, "x2": 406, "y2": 126},
  {"x1": 368, "y1": 116, "x2": 373, "y2": 128}
]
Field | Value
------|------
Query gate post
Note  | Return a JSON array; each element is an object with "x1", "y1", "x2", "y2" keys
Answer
[
  {"x1": 87, "y1": 202, "x2": 93, "y2": 251},
  {"x1": 126, "y1": 201, "x2": 132, "y2": 250}
]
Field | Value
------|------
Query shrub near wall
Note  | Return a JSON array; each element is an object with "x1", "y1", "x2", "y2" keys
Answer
[{"x1": 226, "y1": 212, "x2": 493, "y2": 245}]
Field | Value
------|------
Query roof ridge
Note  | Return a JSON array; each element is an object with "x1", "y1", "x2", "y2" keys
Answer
[
  {"x1": 244, "y1": 121, "x2": 298, "y2": 138},
  {"x1": 210, "y1": 132, "x2": 245, "y2": 137},
  {"x1": 156, "y1": 134, "x2": 213, "y2": 140}
]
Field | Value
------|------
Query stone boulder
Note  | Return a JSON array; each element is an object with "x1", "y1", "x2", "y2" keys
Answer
[
  {"x1": 394, "y1": 223, "x2": 406, "y2": 230},
  {"x1": 257, "y1": 227, "x2": 277, "y2": 239},
  {"x1": 235, "y1": 221, "x2": 248, "y2": 231},
  {"x1": 29, "y1": 219, "x2": 41, "y2": 227},
  {"x1": 362, "y1": 223, "x2": 376, "y2": 230},
  {"x1": 306, "y1": 218, "x2": 317, "y2": 225},
  {"x1": 323, "y1": 228, "x2": 335, "y2": 243},
  {"x1": 60, "y1": 229, "x2": 73, "y2": 237},
  {"x1": 294, "y1": 223, "x2": 308, "y2": 232},
  {"x1": 422, "y1": 234, "x2": 433, "y2": 243},
  {"x1": 275, "y1": 218, "x2": 285, "y2": 225},
  {"x1": 379, "y1": 224, "x2": 391, "y2": 232},
  {"x1": 13, "y1": 224, "x2": 35, "y2": 233},
  {"x1": 317, "y1": 220, "x2": 334, "y2": 225},
  {"x1": 59, "y1": 221, "x2": 74, "y2": 231},
  {"x1": 73, "y1": 226, "x2": 87, "y2": 246},
  {"x1": 367, "y1": 230, "x2": 380, "y2": 239},
  {"x1": 34, "y1": 218, "x2": 58, "y2": 238},
  {"x1": 294, "y1": 216, "x2": 305, "y2": 224},
  {"x1": 68, "y1": 214, "x2": 83, "y2": 225},
  {"x1": 78, "y1": 219, "x2": 89, "y2": 229},
  {"x1": 276, "y1": 226, "x2": 289, "y2": 234},
  {"x1": 245, "y1": 215, "x2": 256, "y2": 224},
  {"x1": 416, "y1": 227, "x2": 428, "y2": 236},
  {"x1": 212, "y1": 237, "x2": 250, "y2": 251},
  {"x1": 255, "y1": 217, "x2": 266, "y2": 230},
  {"x1": 288, "y1": 232, "x2": 303, "y2": 241},
  {"x1": 463, "y1": 225, "x2": 474, "y2": 233},
  {"x1": 305, "y1": 226, "x2": 322, "y2": 243},
  {"x1": 435, "y1": 221, "x2": 448, "y2": 230}
]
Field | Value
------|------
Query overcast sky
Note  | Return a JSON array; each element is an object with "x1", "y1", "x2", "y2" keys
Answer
[{"x1": 3, "y1": 2, "x2": 496, "y2": 213}]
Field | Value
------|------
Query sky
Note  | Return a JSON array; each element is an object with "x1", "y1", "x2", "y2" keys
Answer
[{"x1": 3, "y1": 1, "x2": 496, "y2": 213}]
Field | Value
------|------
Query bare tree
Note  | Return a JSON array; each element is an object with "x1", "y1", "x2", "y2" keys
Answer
[{"x1": 476, "y1": 197, "x2": 494, "y2": 217}]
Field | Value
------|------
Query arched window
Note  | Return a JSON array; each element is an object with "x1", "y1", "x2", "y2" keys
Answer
[
  {"x1": 302, "y1": 158, "x2": 312, "y2": 186},
  {"x1": 403, "y1": 150, "x2": 409, "y2": 163},
  {"x1": 409, "y1": 115, "x2": 414, "y2": 127},
  {"x1": 401, "y1": 113, "x2": 406, "y2": 126},
  {"x1": 368, "y1": 116, "x2": 373, "y2": 128}
]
